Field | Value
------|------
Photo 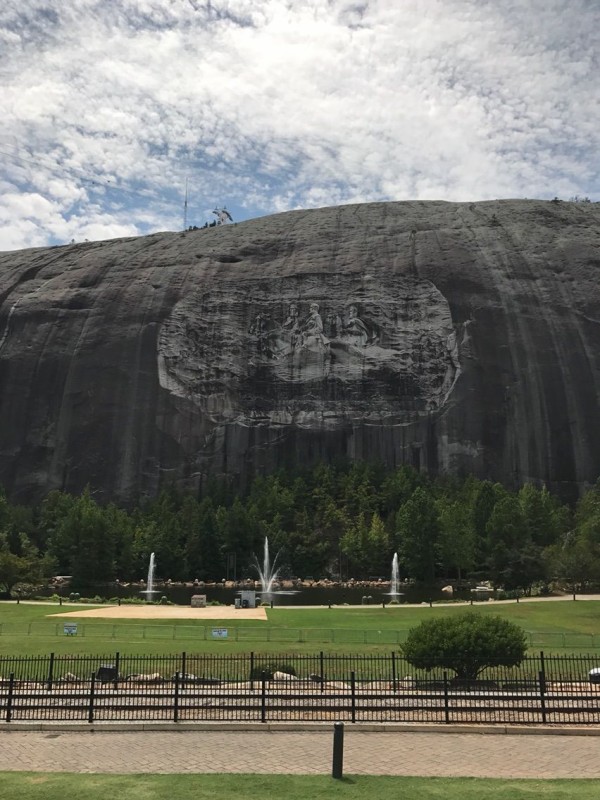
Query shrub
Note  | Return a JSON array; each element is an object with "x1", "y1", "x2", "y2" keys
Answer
[{"x1": 402, "y1": 611, "x2": 527, "y2": 681}]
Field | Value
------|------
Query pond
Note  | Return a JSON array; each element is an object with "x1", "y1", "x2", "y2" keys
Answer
[{"x1": 39, "y1": 582, "x2": 475, "y2": 606}]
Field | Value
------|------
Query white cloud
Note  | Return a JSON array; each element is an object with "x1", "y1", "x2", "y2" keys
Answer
[{"x1": 0, "y1": 0, "x2": 598, "y2": 250}]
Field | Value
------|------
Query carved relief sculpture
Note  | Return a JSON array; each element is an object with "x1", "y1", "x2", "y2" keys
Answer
[{"x1": 157, "y1": 273, "x2": 461, "y2": 429}]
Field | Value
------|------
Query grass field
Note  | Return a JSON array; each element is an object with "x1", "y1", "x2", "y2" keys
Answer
[
  {"x1": 2, "y1": 599, "x2": 600, "y2": 657},
  {"x1": 1, "y1": 773, "x2": 599, "y2": 800}
]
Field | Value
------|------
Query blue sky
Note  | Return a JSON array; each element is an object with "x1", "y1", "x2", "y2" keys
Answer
[{"x1": 1, "y1": 0, "x2": 598, "y2": 250}]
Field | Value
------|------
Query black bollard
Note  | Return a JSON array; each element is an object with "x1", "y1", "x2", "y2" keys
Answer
[{"x1": 332, "y1": 721, "x2": 344, "y2": 779}]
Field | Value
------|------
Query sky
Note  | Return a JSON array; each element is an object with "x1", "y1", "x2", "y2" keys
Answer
[{"x1": 1, "y1": 0, "x2": 598, "y2": 251}]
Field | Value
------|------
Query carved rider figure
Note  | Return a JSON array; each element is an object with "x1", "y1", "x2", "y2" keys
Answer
[
  {"x1": 269, "y1": 302, "x2": 300, "y2": 357},
  {"x1": 282, "y1": 302, "x2": 300, "y2": 339},
  {"x1": 299, "y1": 302, "x2": 329, "y2": 351},
  {"x1": 344, "y1": 304, "x2": 369, "y2": 346}
]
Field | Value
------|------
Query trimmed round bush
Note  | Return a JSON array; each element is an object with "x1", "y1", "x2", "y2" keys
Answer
[{"x1": 402, "y1": 611, "x2": 527, "y2": 681}]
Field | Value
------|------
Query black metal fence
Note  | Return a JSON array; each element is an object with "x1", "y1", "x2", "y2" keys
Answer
[{"x1": 1, "y1": 651, "x2": 600, "y2": 725}]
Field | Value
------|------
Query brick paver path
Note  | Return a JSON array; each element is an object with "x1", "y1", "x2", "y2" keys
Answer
[{"x1": 1, "y1": 729, "x2": 600, "y2": 778}]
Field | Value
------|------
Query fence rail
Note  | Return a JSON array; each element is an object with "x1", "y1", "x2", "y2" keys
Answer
[
  {"x1": 1, "y1": 652, "x2": 600, "y2": 725},
  {"x1": 2, "y1": 623, "x2": 600, "y2": 649}
]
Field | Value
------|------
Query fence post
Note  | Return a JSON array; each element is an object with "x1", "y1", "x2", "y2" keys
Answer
[
  {"x1": 539, "y1": 670, "x2": 547, "y2": 724},
  {"x1": 391, "y1": 652, "x2": 397, "y2": 693},
  {"x1": 320, "y1": 651, "x2": 325, "y2": 693},
  {"x1": 261, "y1": 671, "x2": 267, "y2": 723},
  {"x1": 113, "y1": 652, "x2": 120, "y2": 690},
  {"x1": 88, "y1": 672, "x2": 96, "y2": 724},
  {"x1": 250, "y1": 652, "x2": 255, "y2": 691},
  {"x1": 181, "y1": 652, "x2": 187, "y2": 690},
  {"x1": 332, "y1": 722, "x2": 344, "y2": 779},
  {"x1": 443, "y1": 671, "x2": 450, "y2": 724},
  {"x1": 6, "y1": 673, "x2": 14, "y2": 723},
  {"x1": 350, "y1": 671, "x2": 356, "y2": 723},
  {"x1": 174, "y1": 671, "x2": 180, "y2": 723},
  {"x1": 46, "y1": 653, "x2": 55, "y2": 692},
  {"x1": 539, "y1": 651, "x2": 547, "y2": 723}
]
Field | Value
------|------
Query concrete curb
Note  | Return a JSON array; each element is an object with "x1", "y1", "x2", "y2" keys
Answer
[{"x1": 1, "y1": 721, "x2": 600, "y2": 735}]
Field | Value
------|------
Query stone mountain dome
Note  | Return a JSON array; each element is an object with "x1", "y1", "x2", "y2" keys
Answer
[{"x1": 0, "y1": 199, "x2": 598, "y2": 503}]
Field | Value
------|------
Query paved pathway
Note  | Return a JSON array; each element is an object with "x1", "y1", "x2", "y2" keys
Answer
[{"x1": 1, "y1": 728, "x2": 600, "y2": 778}]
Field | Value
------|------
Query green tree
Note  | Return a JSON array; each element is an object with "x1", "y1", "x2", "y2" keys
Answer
[
  {"x1": 486, "y1": 495, "x2": 545, "y2": 591},
  {"x1": 436, "y1": 498, "x2": 476, "y2": 580},
  {"x1": 545, "y1": 531, "x2": 600, "y2": 597},
  {"x1": 313, "y1": 498, "x2": 348, "y2": 553},
  {"x1": 402, "y1": 612, "x2": 527, "y2": 681},
  {"x1": 340, "y1": 512, "x2": 371, "y2": 576},
  {"x1": 215, "y1": 497, "x2": 261, "y2": 578},
  {"x1": 366, "y1": 511, "x2": 391, "y2": 576},
  {"x1": 287, "y1": 510, "x2": 330, "y2": 578},
  {"x1": 338, "y1": 463, "x2": 380, "y2": 517},
  {"x1": 0, "y1": 551, "x2": 36, "y2": 595},
  {"x1": 518, "y1": 484, "x2": 568, "y2": 548},
  {"x1": 545, "y1": 484, "x2": 600, "y2": 595},
  {"x1": 0, "y1": 533, "x2": 43, "y2": 595},
  {"x1": 40, "y1": 490, "x2": 78, "y2": 573},
  {"x1": 105, "y1": 503, "x2": 135, "y2": 580},
  {"x1": 380, "y1": 466, "x2": 425, "y2": 516},
  {"x1": 184, "y1": 498, "x2": 224, "y2": 581},
  {"x1": 396, "y1": 487, "x2": 439, "y2": 581},
  {"x1": 52, "y1": 491, "x2": 115, "y2": 585},
  {"x1": 471, "y1": 480, "x2": 507, "y2": 563}
]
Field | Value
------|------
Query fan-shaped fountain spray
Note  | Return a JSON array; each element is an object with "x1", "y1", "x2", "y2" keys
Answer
[{"x1": 254, "y1": 537, "x2": 280, "y2": 599}]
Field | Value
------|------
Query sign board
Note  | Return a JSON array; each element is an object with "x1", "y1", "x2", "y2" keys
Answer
[
  {"x1": 211, "y1": 628, "x2": 228, "y2": 639},
  {"x1": 63, "y1": 623, "x2": 78, "y2": 636}
]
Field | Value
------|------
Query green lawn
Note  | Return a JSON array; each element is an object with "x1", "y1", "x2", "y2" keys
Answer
[
  {"x1": 1, "y1": 599, "x2": 600, "y2": 657},
  {"x1": 1, "y1": 774, "x2": 599, "y2": 800}
]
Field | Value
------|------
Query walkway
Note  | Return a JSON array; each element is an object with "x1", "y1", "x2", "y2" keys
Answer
[{"x1": 1, "y1": 727, "x2": 600, "y2": 778}]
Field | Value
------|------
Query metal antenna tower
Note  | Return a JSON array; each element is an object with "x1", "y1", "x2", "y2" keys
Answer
[{"x1": 183, "y1": 178, "x2": 188, "y2": 230}]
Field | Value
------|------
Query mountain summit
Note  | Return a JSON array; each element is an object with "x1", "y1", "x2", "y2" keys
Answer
[{"x1": 0, "y1": 199, "x2": 598, "y2": 502}]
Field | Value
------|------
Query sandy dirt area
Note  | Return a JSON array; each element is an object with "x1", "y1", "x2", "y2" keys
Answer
[{"x1": 49, "y1": 605, "x2": 267, "y2": 620}]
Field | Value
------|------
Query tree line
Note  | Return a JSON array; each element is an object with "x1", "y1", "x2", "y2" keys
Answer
[{"x1": 1, "y1": 463, "x2": 599, "y2": 595}]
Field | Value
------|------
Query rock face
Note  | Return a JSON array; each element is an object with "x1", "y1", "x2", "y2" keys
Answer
[{"x1": 0, "y1": 199, "x2": 599, "y2": 503}]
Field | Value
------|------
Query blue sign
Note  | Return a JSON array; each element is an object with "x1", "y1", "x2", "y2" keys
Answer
[
  {"x1": 211, "y1": 628, "x2": 228, "y2": 639},
  {"x1": 63, "y1": 623, "x2": 78, "y2": 636}
]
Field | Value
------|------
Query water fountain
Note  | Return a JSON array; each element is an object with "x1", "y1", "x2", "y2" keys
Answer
[
  {"x1": 254, "y1": 537, "x2": 280, "y2": 601},
  {"x1": 252, "y1": 537, "x2": 298, "y2": 605},
  {"x1": 140, "y1": 552, "x2": 158, "y2": 599},
  {"x1": 387, "y1": 552, "x2": 403, "y2": 604}
]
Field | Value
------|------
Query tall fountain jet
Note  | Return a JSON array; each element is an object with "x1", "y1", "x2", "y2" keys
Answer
[
  {"x1": 255, "y1": 537, "x2": 280, "y2": 599},
  {"x1": 389, "y1": 552, "x2": 401, "y2": 604},
  {"x1": 140, "y1": 552, "x2": 158, "y2": 598}
]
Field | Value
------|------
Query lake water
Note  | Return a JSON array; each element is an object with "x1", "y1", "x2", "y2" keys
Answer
[{"x1": 42, "y1": 582, "x2": 475, "y2": 606}]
